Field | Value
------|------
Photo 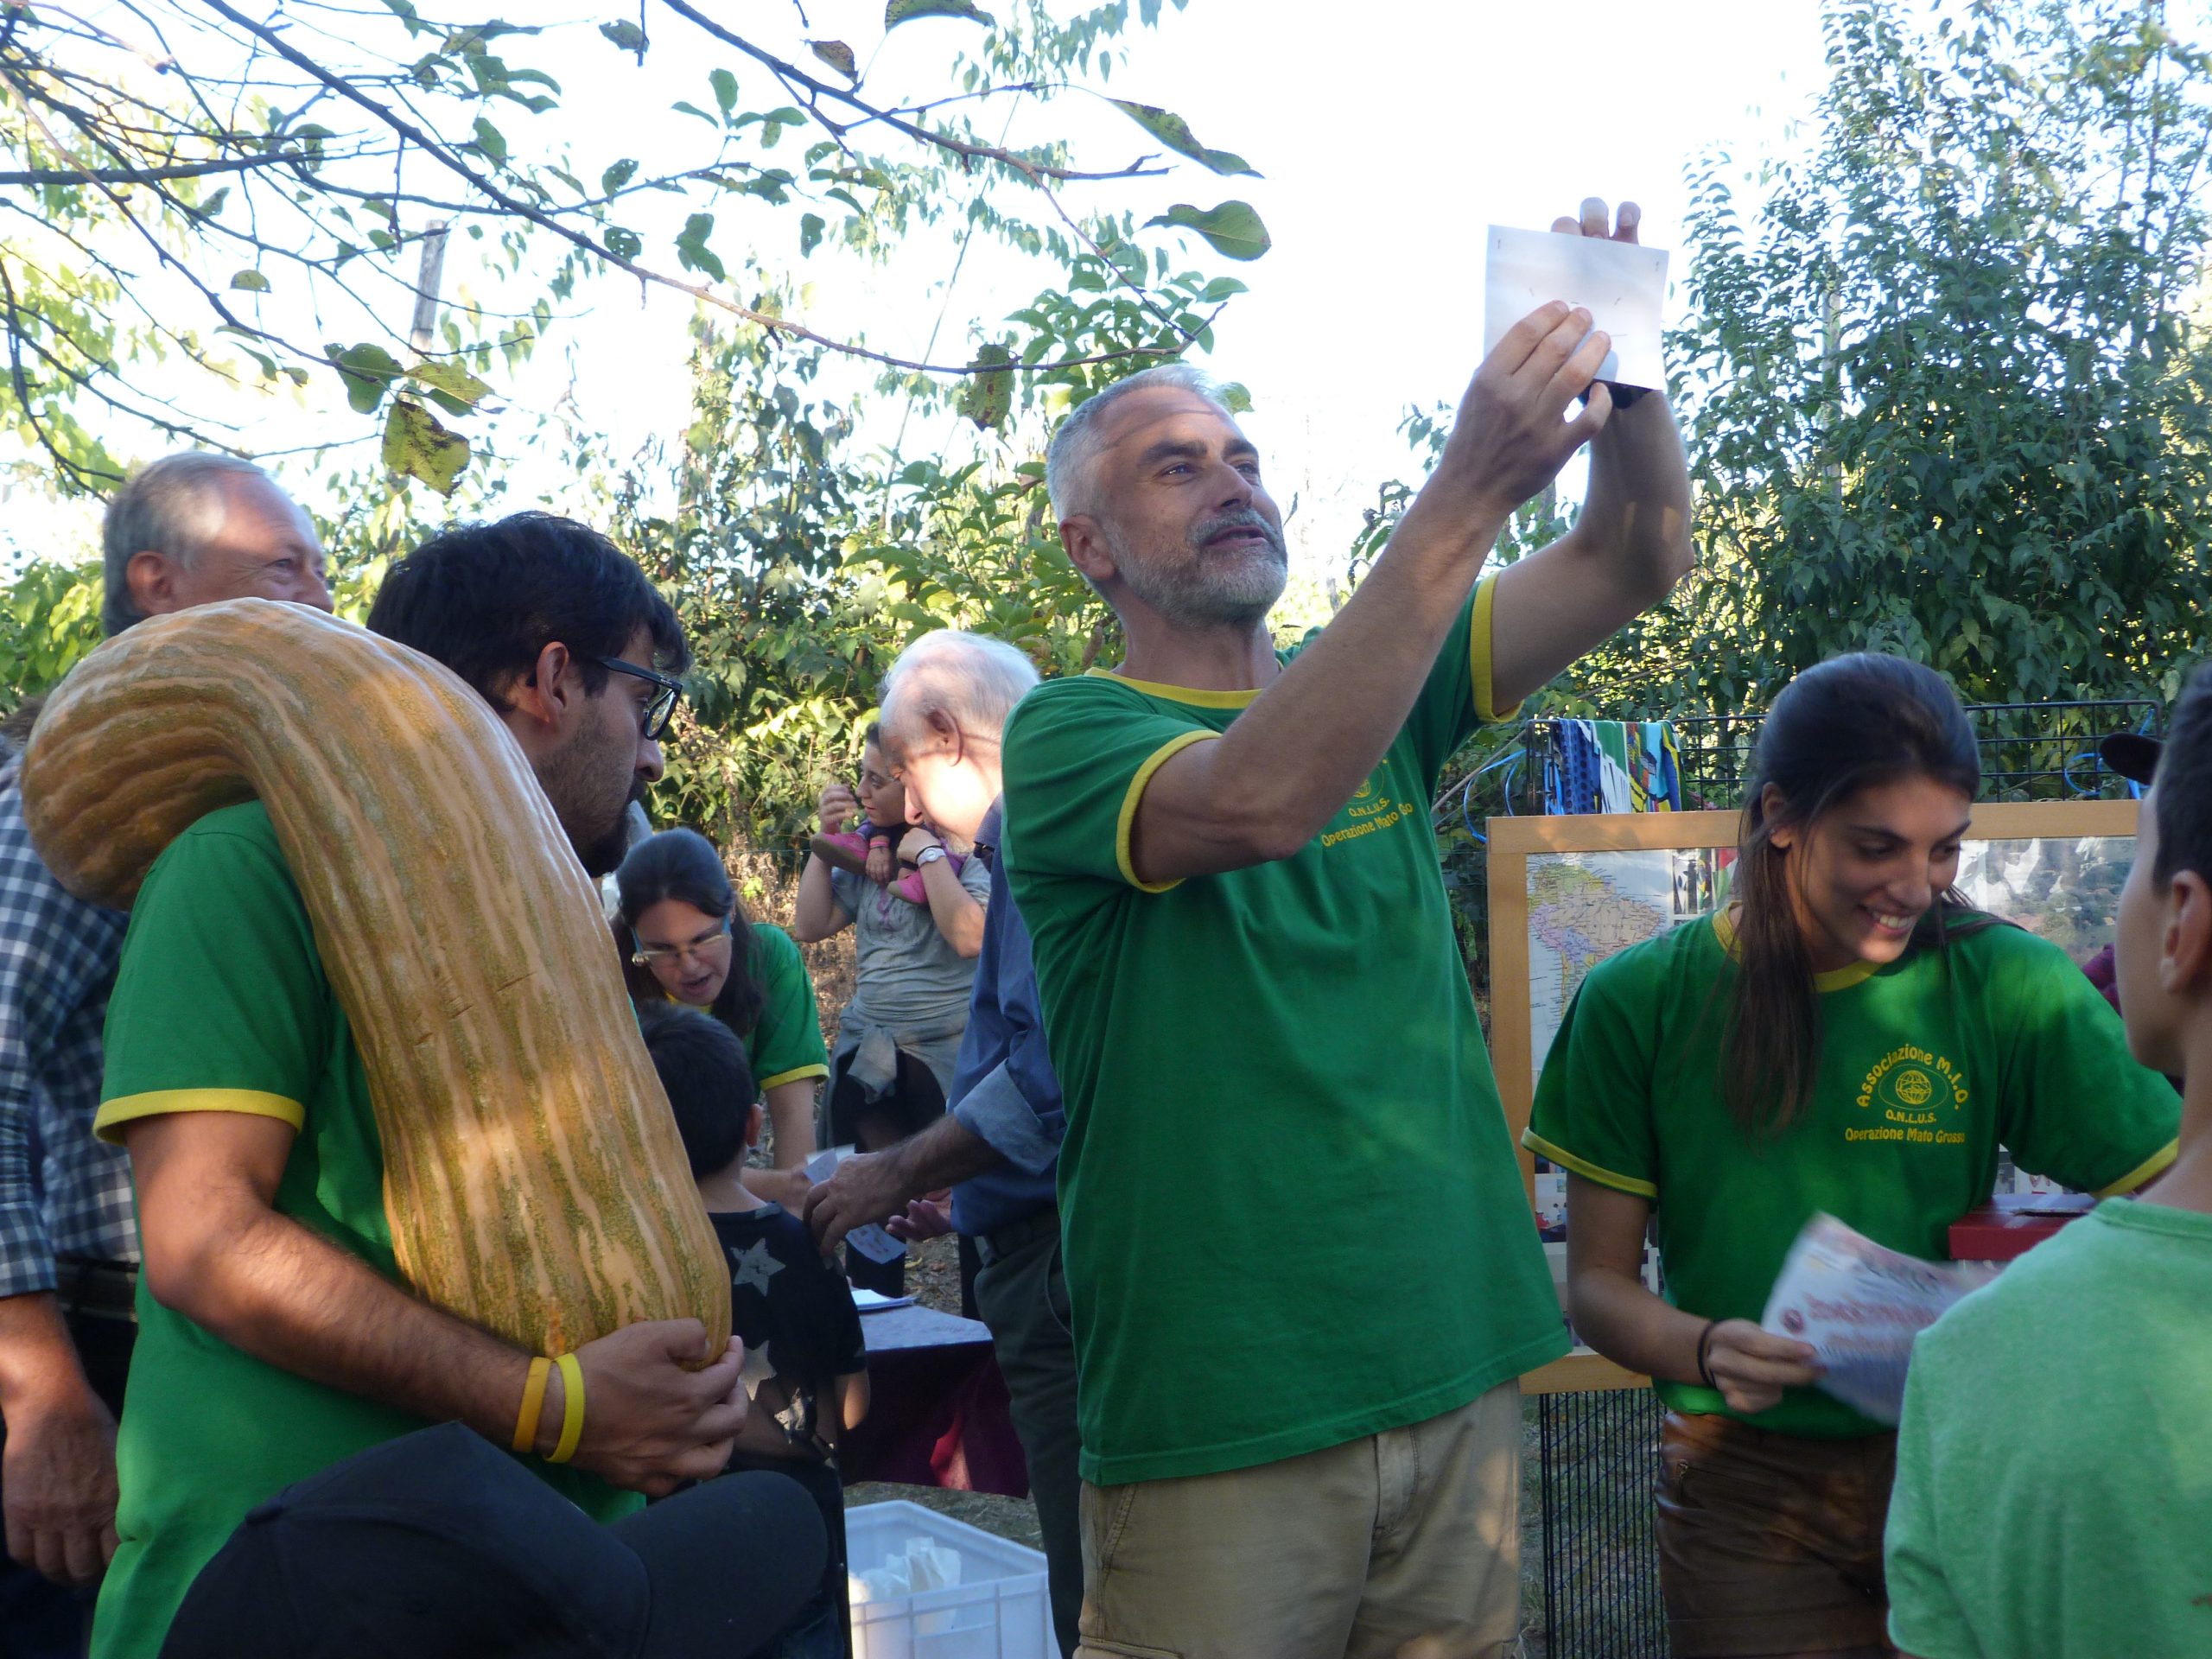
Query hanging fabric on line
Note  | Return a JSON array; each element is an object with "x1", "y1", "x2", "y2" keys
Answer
[{"x1": 1545, "y1": 720, "x2": 1683, "y2": 816}]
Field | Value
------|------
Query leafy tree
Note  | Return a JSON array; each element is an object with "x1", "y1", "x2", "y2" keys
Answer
[
  {"x1": 0, "y1": 0, "x2": 1268, "y2": 496},
  {"x1": 1584, "y1": 0, "x2": 2212, "y2": 716}
]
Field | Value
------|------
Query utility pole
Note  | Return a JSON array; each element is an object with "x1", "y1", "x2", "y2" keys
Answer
[{"x1": 409, "y1": 219, "x2": 449, "y2": 354}]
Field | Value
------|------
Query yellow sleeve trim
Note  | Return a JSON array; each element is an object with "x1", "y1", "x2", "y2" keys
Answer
[
  {"x1": 1522, "y1": 1128, "x2": 1658, "y2": 1200},
  {"x1": 95, "y1": 1088, "x2": 306, "y2": 1146},
  {"x1": 2094, "y1": 1138, "x2": 2179, "y2": 1199},
  {"x1": 1115, "y1": 729, "x2": 1217, "y2": 893},
  {"x1": 1471, "y1": 574, "x2": 1522, "y2": 725},
  {"x1": 757, "y1": 1065, "x2": 830, "y2": 1092}
]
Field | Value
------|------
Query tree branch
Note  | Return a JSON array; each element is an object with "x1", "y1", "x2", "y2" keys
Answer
[
  {"x1": 655, "y1": 2, "x2": 1164, "y2": 184},
  {"x1": 0, "y1": 149, "x2": 318, "y2": 186},
  {"x1": 189, "y1": 0, "x2": 1185, "y2": 379}
]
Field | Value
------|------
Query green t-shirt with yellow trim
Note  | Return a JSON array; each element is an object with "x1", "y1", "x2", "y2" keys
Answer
[
  {"x1": 1001, "y1": 576, "x2": 1569, "y2": 1486},
  {"x1": 90, "y1": 802, "x2": 636, "y2": 1659},
  {"x1": 1525, "y1": 911, "x2": 2180, "y2": 1439}
]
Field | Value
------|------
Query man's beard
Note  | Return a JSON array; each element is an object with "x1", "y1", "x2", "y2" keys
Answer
[
  {"x1": 577, "y1": 783, "x2": 647, "y2": 878},
  {"x1": 1109, "y1": 506, "x2": 1287, "y2": 631},
  {"x1": 538, "y1": 722, "x2": 644, "y2": 878}
]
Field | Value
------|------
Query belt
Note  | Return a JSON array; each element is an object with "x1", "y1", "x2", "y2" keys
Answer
[
  {"x1": 976, "y1": 1208, "x2": 1059, "y2": 1269},
  {"x1": 54, "y1": 1257, "x2": 139, "y2": 1324}
]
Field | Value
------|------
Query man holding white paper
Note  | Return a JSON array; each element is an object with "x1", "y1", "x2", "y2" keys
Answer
[{"x1": 999, "y1": 198, "x2": 1693, "y2": 1659}]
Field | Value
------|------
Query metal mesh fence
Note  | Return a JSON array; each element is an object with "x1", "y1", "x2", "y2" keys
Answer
[{"x1": 1534, "y1": 1389, "x2": 1668, "y2": 1659}]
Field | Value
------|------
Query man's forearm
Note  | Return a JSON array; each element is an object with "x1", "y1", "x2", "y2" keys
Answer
[
  {"x1": 891, "y1": 1111, "x2": 1002, "y2": 1195},
  {"x1": 1137, "y1": 493, "x2": 1503, "y2": 874},
  {"x1": 0, "y1": 1292, "x2": 98, "y2": 1417},
  {"x1": 166, "y1": 1204, "x2": 525, "y2": 1442},
  {"x1": 1579, "y1": 393, "x2": 1693, "y2": 580}
]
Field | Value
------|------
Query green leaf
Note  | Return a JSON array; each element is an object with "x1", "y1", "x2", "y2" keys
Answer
[
  {"x1": 808, "y1": 39, "x2": 858, "y2": 79},
  {"x1": 603, "y1": 226, "x2": 643, "y2": 259},
  {"x1": 675, "y1": 213, "x2": 725, "y2": 282},
  {"x1": 599, "y1": 18, "x2": 646, "y2": 52},
  {"x1": 1109, "y1": 100, "x2": 1258, "y2": 176},
  {"x1": 229, "y1": 269, "x2": 270, "y2": 293},
  {"x1": 327, "y1": 340, "x2": 405, "y2": 415},
  {"x1": 799, "y1": 213, "x2": 826, "y2": 256},
  {"x1": 1145, "y1": 200, "x2": 1270, "y2": 261},
  {"x1": 405, "y1": 359, "x2": 492, "y2": 411},
  {"x1": 601, "y1": 158, "x2": 639, "y2": 194},
  {"x1": 381, "y1": 399, "x2": 471, "y2": 496},
  {"x1": 671, "y1": 100, "x2": 715, "y2": 124},
  {"x1": 885, "y1": 0, "x2": 995, "y2": 29},
  {"x1": 710, "y1": 67, "x2": 739, "y2": 117},
  {"x1": 472, "y1": 116, "x2": 507, "y2": 165},
  {"x1": 957, "y1": 343, "x2": 1014, "y2": 431}
]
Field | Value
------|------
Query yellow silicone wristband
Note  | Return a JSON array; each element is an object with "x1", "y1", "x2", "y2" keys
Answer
[
  {"x1": 512, "y1": 1356, "x2": 551, "y2": 1455},
  {"x1": 548, "y1": 1352, "x2": 585, "y2": 1465}
]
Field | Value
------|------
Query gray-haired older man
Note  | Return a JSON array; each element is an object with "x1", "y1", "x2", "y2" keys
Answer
[
  {"x1": 999, "y1": 200, "x2": 1694, "y2": 1658},
  {"x1": 804, "y1": 629, "x2": 1091, "y2": 1655},
  {"x1": 0, "y1": 455, "x2": 328, "y2": 1648}
]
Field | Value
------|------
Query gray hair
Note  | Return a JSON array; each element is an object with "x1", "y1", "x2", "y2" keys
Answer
[
  {"x1": 101, "y1": 453, "x2": 272, "y2": 636},
  {"x1": 1044, "y1": 361, "x2": 1230, "y2": 520},
  {"x1": 878, "y1": 629, "x2": 1040, "y2": 748}
]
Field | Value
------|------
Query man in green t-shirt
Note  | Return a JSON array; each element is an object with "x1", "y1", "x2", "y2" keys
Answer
[
  {"x1": 1885, "y1": 696, "x2": 2212, "y2": 1659},
  {"x1": 1000, "y1": 200, "x2": 1695, "y2": 1659},
  {"x1": 92, "y1": 515, "x2": 747, "y2": 1659}
]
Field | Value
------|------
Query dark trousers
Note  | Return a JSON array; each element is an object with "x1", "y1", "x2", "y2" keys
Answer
[
  {"x1": 971, "y1": 1221, "x2": 1081, "y2": 1659},
  {"x1": 0, "y1": 1287, "x2": 134, "y2": 1659}
]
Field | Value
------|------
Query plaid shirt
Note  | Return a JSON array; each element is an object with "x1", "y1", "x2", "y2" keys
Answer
[{"x1": 0, "y1": 750, "x2": 136, "y2": 1297}]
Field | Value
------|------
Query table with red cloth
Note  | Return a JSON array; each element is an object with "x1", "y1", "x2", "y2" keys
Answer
[{"x1": 841, "y1": 1302, "x2": 1029, "y2": 1497}]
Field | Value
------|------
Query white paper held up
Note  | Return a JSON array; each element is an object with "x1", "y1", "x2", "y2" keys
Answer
[
  {"x1": 1481, "y1": 226, "x2": 1669, "y2": 391},
  {"x1": 1758, "y1": 1213, "x2": 1997, "y2": 1426}
]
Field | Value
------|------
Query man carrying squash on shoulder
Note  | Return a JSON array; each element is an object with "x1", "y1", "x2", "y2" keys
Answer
[
  {"x1": 89, "y1": 514, "x2": 749, "y2": 1659},
  {"x1": 0, "y1": 454, "x2": 335, "y2": 1658}
]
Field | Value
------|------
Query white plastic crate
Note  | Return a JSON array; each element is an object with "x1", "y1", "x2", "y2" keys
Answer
[{"x1": 846, "y1": 1498, "x2": 1052, "y2": 1659}]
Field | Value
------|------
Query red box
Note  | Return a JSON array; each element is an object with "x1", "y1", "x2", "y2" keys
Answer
[{"x1": 1947, "y1": 1205, "x2": 2082, "y2": 1263}]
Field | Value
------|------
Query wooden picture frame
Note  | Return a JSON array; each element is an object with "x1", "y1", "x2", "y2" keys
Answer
[{"x1": 1494, "y1": 798, "x2": 2141, "y2": 1394}]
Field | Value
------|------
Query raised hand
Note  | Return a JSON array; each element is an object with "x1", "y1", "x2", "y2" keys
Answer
[
  {"x1": 818, "y1": 782, "x2": 857, "y2": 836},
  {"x1": 1431, "y1": 301, "x2": 1614, "y2": 524},
  {"x1": 1552, "y1": 195, "x2": 1643, "y2": 245}
]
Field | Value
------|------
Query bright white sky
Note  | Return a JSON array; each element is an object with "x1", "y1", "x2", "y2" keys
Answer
[{"x1": 11, "y1": 1, "x2": 1830, "y2": 579}]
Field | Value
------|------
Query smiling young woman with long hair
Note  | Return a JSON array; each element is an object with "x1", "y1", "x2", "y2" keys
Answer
[{"x1": 1524, "y1": 653, "x2": 2180, "y2": 1659}]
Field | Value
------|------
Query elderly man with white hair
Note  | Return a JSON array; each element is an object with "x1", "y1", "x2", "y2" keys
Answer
[
  {"x1": 996, "y1": 200, "x2": 1695, "y2": 1659},
  {"x1": 805, "y1": 627, "x2": 1091, "y2": 1656}
]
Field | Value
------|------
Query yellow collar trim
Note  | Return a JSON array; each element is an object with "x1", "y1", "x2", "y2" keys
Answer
[
  {"x1": 1084, "y1": 666, "x2": 1263, "y2": 709},
  {"x1": 1711, "y1": 910, "x2": 1881, "y2": 993}
]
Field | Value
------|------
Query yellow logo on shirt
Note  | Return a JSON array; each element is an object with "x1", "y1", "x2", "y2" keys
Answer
[
  {"x1": 1321, "y1": 772, "x2": 1401, "y2": 846},
  {"x1": 1847, "y1": 1044, "x2": 1970, "y2": 1147}
]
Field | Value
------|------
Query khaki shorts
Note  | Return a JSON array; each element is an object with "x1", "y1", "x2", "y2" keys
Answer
[
  {"x1": 1656, "y1": 1410, "x2": 1898, "y2": 1657},
  {"x1": 1075, "y1": 1382, "x2": 1523, "y2": 1659}
]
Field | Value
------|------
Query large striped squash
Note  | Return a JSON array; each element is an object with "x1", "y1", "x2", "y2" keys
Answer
[{"x1": 21, "y1": 598, "x2": 730, "y2": 1362}]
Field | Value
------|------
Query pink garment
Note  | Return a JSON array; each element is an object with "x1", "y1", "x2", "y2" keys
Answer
[{"x1": 820, "y1": 825, "x2": 963, "y2": 905}]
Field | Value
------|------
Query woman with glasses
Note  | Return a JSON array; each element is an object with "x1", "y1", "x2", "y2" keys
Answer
[{"x1": 616, "y1": 829, "x2": 830, "y2": 1208}]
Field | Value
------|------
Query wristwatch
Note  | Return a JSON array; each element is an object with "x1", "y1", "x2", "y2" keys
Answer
[{"x1": 914, "y1": 844, "x2": 949, "y2": 868}]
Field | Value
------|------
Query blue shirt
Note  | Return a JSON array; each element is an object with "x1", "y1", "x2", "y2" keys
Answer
[
  {"x1": 0, "y1": 749, "x2": 137, "y2": 1296},
  {"x1": 948, "y1": 801, "x2": 1063, "y2": 1238}
]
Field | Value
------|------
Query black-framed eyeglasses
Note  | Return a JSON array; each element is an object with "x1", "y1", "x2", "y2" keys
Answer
[{"x1": 592, "y1": 656, "x2": 684, "y2": 741}]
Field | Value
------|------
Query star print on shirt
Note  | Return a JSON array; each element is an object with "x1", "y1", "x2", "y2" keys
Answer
[{"x1": 730, "y1": 1237, "x2": 787, "y2": 1296}]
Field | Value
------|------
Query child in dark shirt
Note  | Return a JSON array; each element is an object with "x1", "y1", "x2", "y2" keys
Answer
[{"x1": 639, "y1": 1001, "x2": 869, "y2": 1653}]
